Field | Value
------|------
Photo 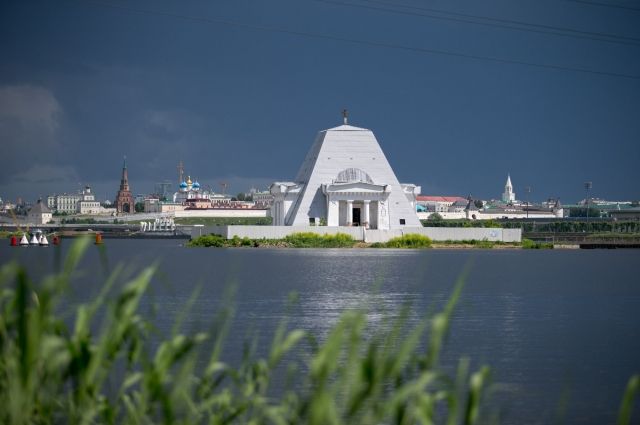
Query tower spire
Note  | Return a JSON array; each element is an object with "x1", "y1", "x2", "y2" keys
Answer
[{"x1": 342, "y1": 109, "x2": 348, "y2": 125}]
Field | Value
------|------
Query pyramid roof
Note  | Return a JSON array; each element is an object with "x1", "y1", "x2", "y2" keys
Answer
[
  {"x1": 29, "y1": 200, "x2": 51, "y2": 214},
  {"x1": 286, "y1": 123, "x2": 421, "y2": 228}
]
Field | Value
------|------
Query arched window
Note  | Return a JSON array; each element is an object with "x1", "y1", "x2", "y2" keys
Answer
[{"x1": 334, "y1": 168, "x2": 374, "y2": 184}]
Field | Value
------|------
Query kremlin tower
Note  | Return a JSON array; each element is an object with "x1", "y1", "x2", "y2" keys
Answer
[
  {"x1": 502, "y1": 174, "x2": 516, "y2": 203},
  {"x1": 115, "y1": 156, "x2": 134, "y2": 213}
]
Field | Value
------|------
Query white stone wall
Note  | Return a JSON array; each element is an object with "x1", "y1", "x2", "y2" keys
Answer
[
  {"x1": 195, "y1": 225, "x2": 521, "y2": 243},
  {"x1": 205, "y1": 225, "x2": 363, "y2": 240},
  {"x1": 174, "y1": 209, "x2": 268, "y2": 218},
  {"x1": 417, "y1": 212, "x2": 467, "y2": 220}
]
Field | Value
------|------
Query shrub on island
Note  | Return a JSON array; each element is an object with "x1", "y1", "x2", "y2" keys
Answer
[
  {"x1": 371, "y1": 234, "x2": 432, "y2": 248},
  {"x1": 521, "y1": 238, "x2": 554, "y2": 249},
  {"x1": 188, "y1": 232, "x2": 356, "y2": 248},
  {"x1": 284, "y1": 232, "x2": 355, "y2": 248},
  {"x1": 188, "y1": 234, "x2": 227, "y2": 247}
]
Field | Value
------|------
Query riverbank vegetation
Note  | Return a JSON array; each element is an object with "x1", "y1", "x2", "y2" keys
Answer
[
  {"x1": 188, "y1": 233, "x2": 551, "y2": 249},
  {"x1": 422, "y1": 219, "x2": 640, "y2": 234},
  {"x1": 521, "y1": 238, "x2": 554, "y2": 249},
  {"x1": 188, "y1": 232, "x2": 357, "y2": 248},
  {"x1": 371, "y1": 234, "x2": 432, "y2": 248}
]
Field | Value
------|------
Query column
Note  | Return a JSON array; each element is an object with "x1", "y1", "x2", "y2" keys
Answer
[
  {"x1": 363, "y1": 200, "x2": 370, "y2": 229},
  {"x1": 346, "y1": 200, "x2": 353, "y2": 226},
  {"x1": 327, "y1": 198, "x2": 339, "y2": 226}
]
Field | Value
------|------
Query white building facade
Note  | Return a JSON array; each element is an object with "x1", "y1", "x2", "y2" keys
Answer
[
  {"x1": 270, "y1": 119, "x2": 421, "y2": 230},
  {"x1": 76, "y1": 186, "x2": 102, "y2": 214},
  {"x1": 47, "y1": 193, "x2": 81, "y2": 214}
]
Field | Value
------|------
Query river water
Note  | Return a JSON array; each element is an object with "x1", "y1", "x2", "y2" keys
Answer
[{"x1": 2, "y1": 240, "x2": 639, "y2": 424}]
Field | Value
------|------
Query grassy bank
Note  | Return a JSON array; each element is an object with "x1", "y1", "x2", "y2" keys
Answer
[
  {"x1": 189, "y1": 233, "x2": 435, "y2": 249},
  {"x1": 188, "y1": 232, "x2": 357, "y2": 248},
  {"x1": 370, "y1": 234, "x2": 432, "y2": 248},
  {"x1": 189, "y1": 233, "x2": 548, "y2": 249}
]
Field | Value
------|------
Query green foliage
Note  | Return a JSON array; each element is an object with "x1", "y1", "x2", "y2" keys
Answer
[
  {"x1": 481, "y1": 220, "x2": 502, "y2": 228},
  {"x1": 437, "y1": 240, "x2": 499, "y2": 249},
  {"x1": 284, "y1": 232, "x2": 355, "y2": 248},
  {"x1": 0, "y1": 230, "x2": 21, "y2": 239},
  {"x1": 0, "y1": 238, "x2": 508, "y2": 424},
  {"x1": 229, "y1": 235, "x2": 254, "y2": 247},
  {"x1": 188, "y1": 232, "x2": 355, "y2": 248},
  {"x1": 175, "y1": 217, "x2": 272, "y2": 226},
  {"x1": 618, "y1": 375, "x2": 640, "y2": 425},
  {"x1": 188, "y1": 234, "x2": 227, "y2": 247},
  {"x1": 427, "y1": 213, "x2": 443, "y2": 221},
  {"x1": 471, "y1": 239, "x2": 495, "y2": 249},
  {"x1": 521, "y1": 238, "x2": 554, "y2": 249},
  {"x1": 421, "y1": 219, "x2": 640, "y2": 235},
  {"x1": 372, "y1": 234, "x2": 432, "y2": 248},
  {"x1": 134, "y1": 201, "x2": 145, "y2": 213}
]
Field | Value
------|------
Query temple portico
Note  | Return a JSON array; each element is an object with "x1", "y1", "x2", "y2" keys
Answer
[{"x1": 322, "y1": 182, "x2": 391, "y2": 228}]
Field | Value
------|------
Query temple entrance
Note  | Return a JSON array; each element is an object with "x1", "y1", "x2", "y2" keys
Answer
[
  {"x1": 122, "y1": 203, "x2": 130, "y2": 213},
  {"x1": 352, "y1": 207, "x2": 361, "y2": 226}
]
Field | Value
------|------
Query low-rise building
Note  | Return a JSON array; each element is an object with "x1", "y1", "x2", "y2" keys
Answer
[
  {"x1": 76, "y1": 186, "x2": 102, "y2": 214},
  {"x1": 416, "y1": 196, "x2": 467, "y2": 213},
  {"x1": 47, "y1": 193, "x2": 81, "y2": 214},
  {"x1": 28, "y1": 199, "x2": 52, "y2": 224}
]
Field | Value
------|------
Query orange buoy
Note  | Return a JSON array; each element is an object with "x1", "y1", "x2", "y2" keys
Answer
[
  {"x1": 52, "y1": 235, "x2": 60, "y2": 245},
  {"x1": 95, "y1": 233, "x2": 103, "y2": 245},
  {"x1": 10, "y1": 235, "x2": 18, "y2": 246}
]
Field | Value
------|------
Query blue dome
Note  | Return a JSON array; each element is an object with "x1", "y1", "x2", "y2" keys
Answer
[
  {"x1": 179, "y1": 181, "x2": 188, "y2": 189},
  {"x1": 192, "y1": 181, "x2": 201, "y2": 188}
]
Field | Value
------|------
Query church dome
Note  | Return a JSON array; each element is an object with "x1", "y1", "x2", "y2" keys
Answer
[
  {"x1": 335, "y1": 168, "x2": 374, "y2": 184},
  {"x1": 192, "y1": 181, "x2": 201, "y2": 189},
  {"x1": 179, "y1": 181, "x2": 188, "y2": 189}
]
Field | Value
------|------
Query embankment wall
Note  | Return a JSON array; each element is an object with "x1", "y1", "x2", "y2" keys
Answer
[{"x1": 194, "y1": 226, "x2": 522, "y2": 243}]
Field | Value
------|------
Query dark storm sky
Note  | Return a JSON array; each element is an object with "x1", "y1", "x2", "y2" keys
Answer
[{"x1": 1, "y1": 0, "x2": 639, "y2": 203}]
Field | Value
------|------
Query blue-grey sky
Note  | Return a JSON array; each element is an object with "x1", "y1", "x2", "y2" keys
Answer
[{"x1": 1, "y1": 0, "x2": 639, "y2": 203}]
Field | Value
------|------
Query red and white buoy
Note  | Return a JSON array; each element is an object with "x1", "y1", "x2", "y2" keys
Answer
[
  {"x1": 39, "y1": 234, "x2": 49, "y2": 247},
  {"x1": 19, "y1": 233, "x2": 29, "y2": 246},
  {"x1": 30, "y1": 233, "x2": 39, "y2": 245}
]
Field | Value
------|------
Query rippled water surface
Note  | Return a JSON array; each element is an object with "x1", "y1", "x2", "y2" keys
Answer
[{"x1": 2, "y1": 240, "x2": 640, "y2": 424}]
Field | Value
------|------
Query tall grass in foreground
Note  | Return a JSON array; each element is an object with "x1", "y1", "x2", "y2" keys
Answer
[{"x1": 0, "y1": 238, "x2": 637, "y2": 424}]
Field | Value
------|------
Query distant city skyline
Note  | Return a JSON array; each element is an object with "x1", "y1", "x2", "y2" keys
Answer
[{"x1": 1, "y1": 0, "x2": 639, "y2": 202}]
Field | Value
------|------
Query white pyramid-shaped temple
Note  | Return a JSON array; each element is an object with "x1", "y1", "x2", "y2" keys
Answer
[{"x1": 270, "y1": 118, "x2": 421, "y2": 230}]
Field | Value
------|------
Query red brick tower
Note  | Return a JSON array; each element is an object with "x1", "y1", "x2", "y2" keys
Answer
[{"x1": 115, "y1": 156, "x2": 134, "y2": 213}]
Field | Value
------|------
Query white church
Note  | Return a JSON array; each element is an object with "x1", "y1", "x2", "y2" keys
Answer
[{"x1": 270, "y1": 113, "x2": 422, "y2": 230}]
